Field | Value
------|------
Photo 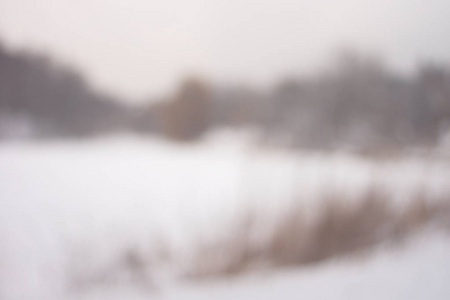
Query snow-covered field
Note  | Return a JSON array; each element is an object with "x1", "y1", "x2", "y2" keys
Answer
[{"x1": 1, "y1": 134, "x2": 450, "y2": 299}]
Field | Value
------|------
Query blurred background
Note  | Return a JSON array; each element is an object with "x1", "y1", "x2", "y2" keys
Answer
[{"x1": 1, "y1": 1, "x2": 450, "y2": 299}]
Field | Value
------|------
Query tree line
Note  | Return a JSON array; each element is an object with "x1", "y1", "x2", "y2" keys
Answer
[{"x1": 1, "y1": 42, "x2": 450, "y2": 150}]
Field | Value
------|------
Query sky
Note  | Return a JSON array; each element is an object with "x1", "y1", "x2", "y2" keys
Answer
[{"x1": 1, "y1": 0, "x2": 450, "y2": 102}]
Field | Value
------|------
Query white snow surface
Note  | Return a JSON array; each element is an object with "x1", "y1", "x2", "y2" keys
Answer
[{"x1": 1, "y1": 134, "x2": 450, "y2": 299}]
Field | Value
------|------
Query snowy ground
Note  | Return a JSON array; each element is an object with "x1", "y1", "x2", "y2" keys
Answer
[{"x1": 1, "y1": 134, "x2": 450, "y2": 299}]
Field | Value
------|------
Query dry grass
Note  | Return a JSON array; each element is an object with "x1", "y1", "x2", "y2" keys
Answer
[
  {"x1": 186, "y1": 186, "x2": 450, "y2": 279},
  {"x1": 186, "y1": 211, "x2": 260, "y2": 278},
  {"x1": 67, "y1": 186, "x2": 450, "y2": 288}
]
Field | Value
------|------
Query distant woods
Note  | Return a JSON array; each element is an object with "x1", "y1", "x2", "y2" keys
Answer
[
  {"x1": 1, "y1": 41, "x2": 450, "y2": 150},
  {"x1": 0, "y1": 44, "x2": 130, "y2": 139}
]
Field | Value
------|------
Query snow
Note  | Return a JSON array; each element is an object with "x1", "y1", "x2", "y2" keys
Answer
[{"x1": 1, "y1": 135, "x2": 450, "y2": 299}]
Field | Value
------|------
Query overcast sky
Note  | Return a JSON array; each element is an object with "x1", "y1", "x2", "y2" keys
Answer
[{"x1": 1, "y1": 0, "x2": 450, "y2": 101}]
